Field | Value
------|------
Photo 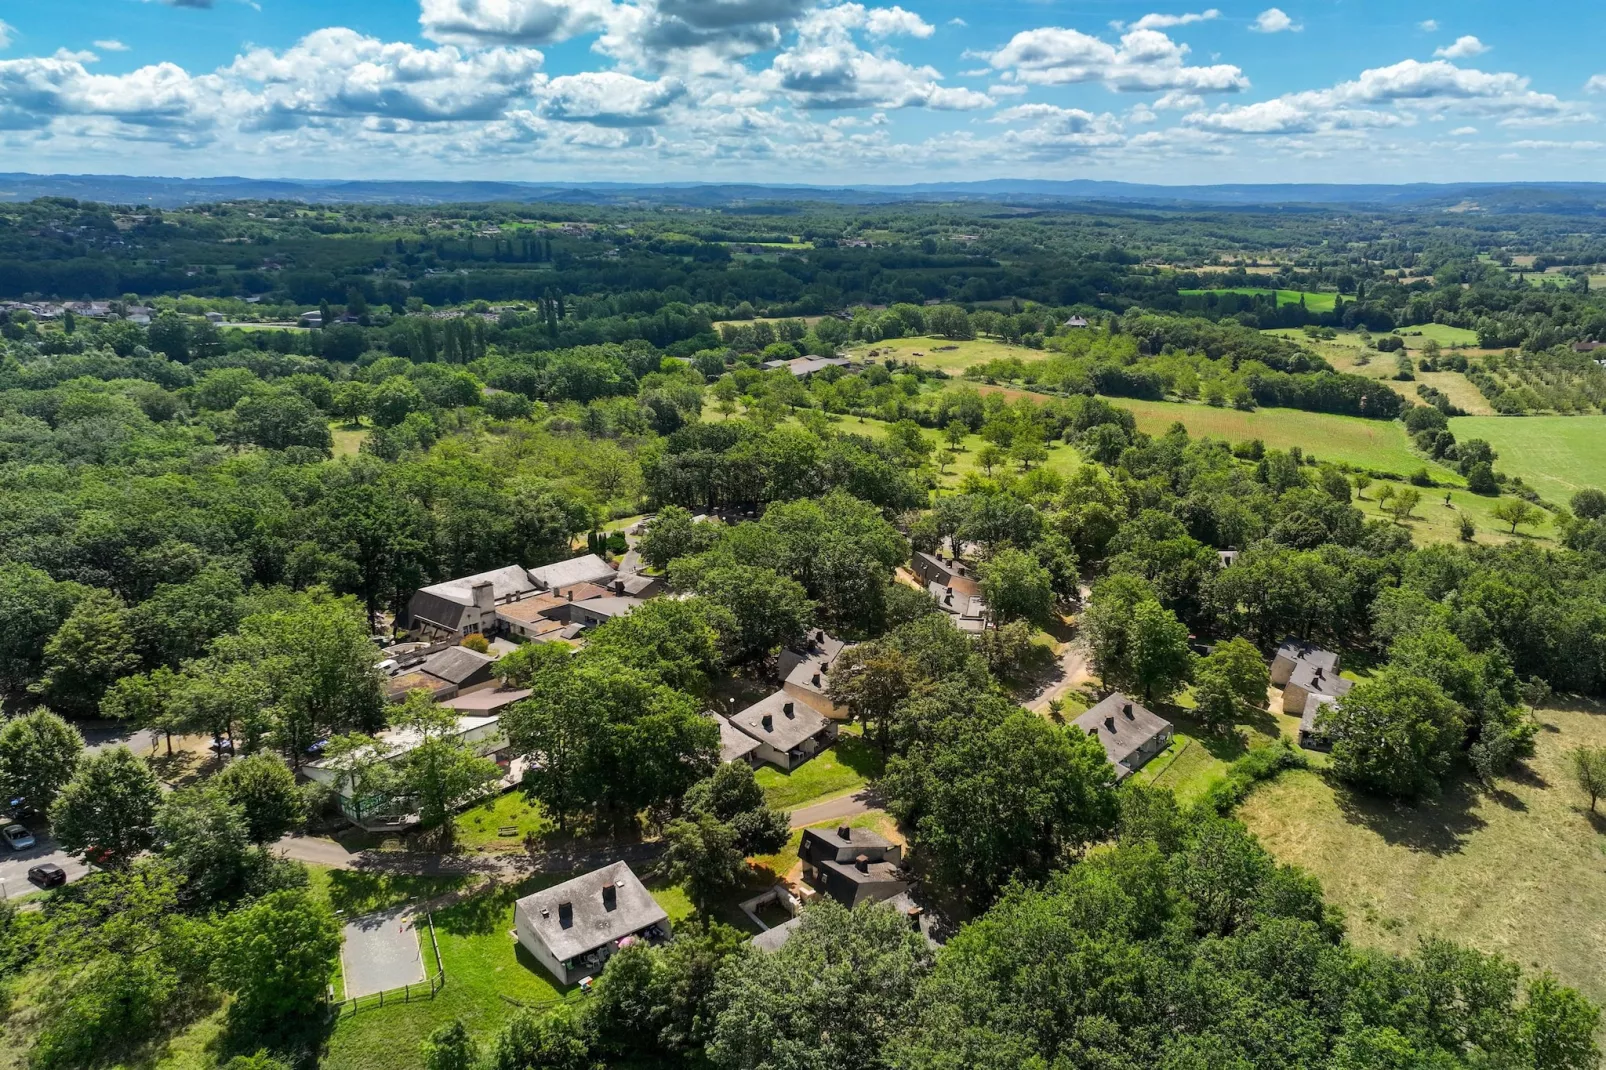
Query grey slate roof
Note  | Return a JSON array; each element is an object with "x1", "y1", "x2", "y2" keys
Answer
[
  {"x1": 1301, "y1": 692, "x2": 1339, "y2": 740},
  {"x1": 419, "y1": 646, "x2": 498, "y2": 686},
  {"x1": 729, "y1": 691, "x2": 830, "y2": 752},
  {"x1": 1275, "y1": 639, "x2": 1339, "y2": 675},
  {"x1": 776, "y1": 630, "x2": 848, "y2": 682},
  {"x1": 713, "y1": 714, "x2": 762, "y2": 763},
  {"x1": 800, "y1": 824, "x2": 892, "y2": 863},
  {"x1": 1288, "y1": 662, "x2": 1354, "y2": 700},
  {"x1": 514, "y1": 862, "x2": 668, "y2": 964},
  {"x1": 1075, "y1": 692, "x2": 1173, "y2": 772},
  {"x1": 751, "y1": 917, "x2": 801, "y2": 952},
  {"x1": 529, "y1": 554, "x2": 617, "y2": 591}
]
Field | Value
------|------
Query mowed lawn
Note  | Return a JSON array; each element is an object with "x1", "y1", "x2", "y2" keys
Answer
[
  {"x1": 1239, "y1": 701, "x2": 1606, "y2": 1014},
  {"x1": 1112, "y1": 398, "x2": 1460, "y2": 481},
  {"x1": 754, "y1": 731, "x2": 884, "y2": 809},
  {"x1": 1181, "y1": 288, "x2": 1340, "y2": 312},
  {"x1": 1448, "y1": 415, "x2": 1606, "y2": 501},
  {"x1": 849, "y1": 336, "x2": 1050, "y2": 373}
]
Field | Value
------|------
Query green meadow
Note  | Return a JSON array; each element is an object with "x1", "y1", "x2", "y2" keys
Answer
[
  {"x1": 1448, "y1": 415, "x2": 1606, "y2": 501},
  {"x1": 1179, "y1": 287, "x2": 1340, "y2": 312}
]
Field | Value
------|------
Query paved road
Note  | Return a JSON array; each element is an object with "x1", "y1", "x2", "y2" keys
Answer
[
  {"x1": 274, "y1": 833, "x2": 662, "y2": 877},
  {"x1": 1026, "y1": 641, "x2": 1094, "y2": 714},
  {"x1": 0, "y1": 832, "x2": 89, "y2": 899},
  {"x1": 788, "y1": 789, "x2": 880, "y2": 829}
]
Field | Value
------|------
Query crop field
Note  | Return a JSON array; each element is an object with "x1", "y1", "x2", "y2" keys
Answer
[
  {"x1": 1239, "y1": 700, "x2": 1606, "y2": 1017},
  {"x1": 1179, "y1": 287, "x2": 1339, "y2": 312},
  {"x1": 1448, "y1": 415, "x2": 1606, "y2": 501}
]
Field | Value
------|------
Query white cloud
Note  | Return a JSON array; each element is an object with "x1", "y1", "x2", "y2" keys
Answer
[
  {"x1": 1418, "y1": 19, "x2": 1438, "y2": 32},
  {"x1": 987, "y1": 102, "x2": 1126, "y2": 159},
  {"x1": 1124, "y1": 9, "x2": 1220, "y2": 32},
  {"x1": 93, "y1": 39, "x2": 130, "y2": 52},
  {"x1": 986, "y1": 26, "x2": 1248, "y2": 93},
  {"x1": 1586, "y1": 74, "x2": 1606, "y2": 93},
  {"x1": 0, "y1": 20, "x2": 13, "y2": 50},
  {"x1": 539, "y1": 71, "x2": 685, "y2": 124},
  {"x1": 1251, "y1": 8, "x2": 1299, "y2": 33},
  {"x1": 226, "y1": 29, "x2": 546, "y2": 127},
  {"x1": 768, "y1": 40, "x2": 991, "y2": 110},
  {"x1": 1186, "y1": 58, "x2": 1581, "y2": 135},
  {"x1": 948, "y1": 17, "x2": 966, "y2": 27},
  {"x1": 1450, "y1": 125, "x2": 1477, "y2": 135},
  {"x1": 1155, "y1": 89, "x2": 1203, "y2": 109},
  {"x1": 1434, "y1": 35, "x2": 1488, "y2": 59},
  {"x1": 1511, "y1": 139, "x2": 1604, "y2": 150},
  {"x1": 419, "y1": 0, "x2": 616, "y2": 46}
]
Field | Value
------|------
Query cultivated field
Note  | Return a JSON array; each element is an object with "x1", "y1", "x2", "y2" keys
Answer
[
  {"x1": 1180, "y1": 287, "x2": 1340, "y2": 312},
  {"x1": 1239, "y1": 701, "x2": 1606, "y2": 1015},
  {"x1": 1448, "y1": 415, "x2": 1606, "y2": 501}
]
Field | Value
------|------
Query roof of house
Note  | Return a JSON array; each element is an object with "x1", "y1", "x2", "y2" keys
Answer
[
  {"x1": 1301, "y1": 692, "x2": 1339, "y2": 737},
  {"x1": 713, "y1": 714, "x2": 762, "y2": 763},
  {"x1": 928, "y1": 581, "x2": 986, "y2": 620},
  {"x1": 387, "y1": 671, "x2": 456, "y2": 700},
  {"x1": 819, "y1": 857, "x2": 906, "y2": 887},
  {"x1": 514, "y1": 862, "x2": 668, "y2": 963},
  {"x1": 751, "y1": 916, "x2": 802, "y2": 953},
  {"x1": 496, "y1": 596, "x2": 569, "y2": 624},
  {"x1": 529, "y1": 554, "x2": 616, "y2": 591},
  {"x1": 729, "y1": 691, "x2": 831, "y2": 752},
  {"x1": 440, "y1": 688, "x2": 532, "y2": 714},
  {"x1": 1288, "y1": 662, "x2": 1354, "y2": 700},
  {"x1": 1274, "y1": 639, "x2": 1339, "y2": 673},
  {"x1": 410, "y1": 565, "x2": 539, "y2": 630},
  {"x1": 307, "y1": 714, "x2": 499, "y2": 771},
  {"x1": 1218, "y1": 550, "x2": 1240, "y2": 567},
  {"x1": 614, "y1": 573, "x2": 661, "y2": 597},
  {"x1": 801, "y1": 824, "x2": 892, "y2": 857},
  {"x1": 555, "y1": 582, "x2": 614, "y2": 604},
  {"x1": 419, "y1": 646, "x2": 498, "y2": 685},
  {"x1": 569, "y1": 596, "x2": 643, "y2": 621},
  {"x1": 1075, "y1": 692, "x2": 1173, "y2": 774},
  {"x1": 777, "y1": 630, "x2": 848, "y2": 682}
]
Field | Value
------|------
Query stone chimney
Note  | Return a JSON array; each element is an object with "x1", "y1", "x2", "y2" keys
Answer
[
  {"x1": 812, "y1": 673, "x2": 822, "y2": 687},
  {"x1": 854, "y1": 854, "x2": 869, "y2": 873},
  {"x1": 471, "y1": 580, "x2": 495, "y2": 612},
  {"x1": 783, "y1": 701, "x2": 795, "y2": 717},
  {"x1": 837, "y1": 825, "x2": 851, "y2": 841},
  {"x1": 1104, "y1": 716, "x2": 1116, "y2": 732},
  {"x1": 602, "y1": 883, "x2": 617, "y2": 910},
  {"x1": 762, "y1": 713, "x2": 774, "y2": 731},
  {"x1": 558, "y1": 901, "x2": 573, "y2": 926},
  {"x1": 1122, "y1": 703, "x2": 1134, "y2": 719}
]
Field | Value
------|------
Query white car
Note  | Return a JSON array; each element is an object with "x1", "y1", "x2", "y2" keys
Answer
[{"x1": 2, "y1": 823, "x2": 35, "y2": 851}]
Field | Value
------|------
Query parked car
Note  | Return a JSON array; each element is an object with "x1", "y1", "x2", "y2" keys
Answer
[
  {"x1": 27, "y1": 863, "x2": 66, "y2": 888},
  {"x1": 2, "y1": 823, "x2": 34, "y2": 851}
]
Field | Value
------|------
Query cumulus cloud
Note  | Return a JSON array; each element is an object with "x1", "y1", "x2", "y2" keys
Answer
[
  {"x1": 93, "y1": 39, "x2": 130, "y2": 52},
  {"x1": 1450, "y1": 125, "x2": 1477, "y2": 135},
  {"x1": 538, "y1": 71, "x2": 685, "y2": 124},
  {"x1": 1589, "y1": 74, "x2": 1606, "y2": 93},
  {"x1": 419, "y1": 0, "x2": 616, "y2": 46},
  {"x1": 225, "y1": 29, "x2": 546, "y2": 127},
  {"x1": 1118, "y1": 10, "x2": 1220, "y2": 32},
  {"x1": 985, "y1": 25, "x2": 1248, "y2": 93},
  {"x1": 1186, "y1": 58, "x2": 1580, "y2": 135},
  {"x1": 769, "y1": 42, "x2": 990, "y2": 110},
  {"x1": 1251, "y1": 8, "x2": 1299, "y2": 33},
  {"x1": 988, "y1": 102, "x2": 1125, "y2": 159},
  {"x1": 0, "y1": 52, "x2": 219, "y2": 133},
  {"x1": 1434, "y1": 35, "x2": 1488, "y2": 59}
]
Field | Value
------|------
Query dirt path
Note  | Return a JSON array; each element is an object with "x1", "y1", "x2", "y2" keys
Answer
[{"x1": 1025, "y1": 639, "x2": 1094, "y2": 714}]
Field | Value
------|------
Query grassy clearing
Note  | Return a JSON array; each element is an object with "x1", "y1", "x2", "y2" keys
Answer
[
  {"x1": 847, "y1": 336, "x2": 1048, "y2": 373},
  {"x1": 1448, "y1": 415, "x2": 1606, "y2": 501},
  {"x1": 330, "y1": 421, "x2": 368, "y2": 458},
  {"x1": 451, "y1": 792, "x2": 553, "y2": 851},
  {"x1": 1399, "y1": 323, "x2": 1483, "y2": 348},
  {"x1": 1134, "y1": 696, "x2": 1292, "y2": 807},
  {"x1": 1110, "y1": 397, "x2": 1458, "y2": 480},
  {"x1": 754, "y1": 731, "x2": 885, "y2": 810},
  {"x1": 838, "y1": 408, "x2": 1083, "y2": 491},
  {"x1": 1352, "y1": 481, "x2": 1555, "y2": 547},
  {"x1": 1180, "y1": 288, "x2": 1340, "y2": 312},
  {"x1": 1239, "y1": 701, "x2": 1606, "y2": 1015},
  {"x1": 1322, "y1": 348, "x2": 1495, "y2": 417}
]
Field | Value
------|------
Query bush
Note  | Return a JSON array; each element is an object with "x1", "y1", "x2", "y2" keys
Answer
[{"x1": 1198, "y1": 740, "x2": 1308, "y2": 814}]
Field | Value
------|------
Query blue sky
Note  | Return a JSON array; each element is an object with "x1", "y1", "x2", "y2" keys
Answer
[{"x1": 1, "y1": 0, "x2": 1603, "y2": 184}]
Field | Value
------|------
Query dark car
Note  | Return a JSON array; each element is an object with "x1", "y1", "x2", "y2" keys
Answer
[{"x1": 27, "y1": 863, "x2": 66, "y2": 888}]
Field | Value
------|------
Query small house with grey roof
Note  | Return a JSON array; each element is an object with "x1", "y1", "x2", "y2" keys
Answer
[
  {"x1": 514, "y1": 861, "x2": 669, "y2": 986},
  {"x1": 728, "y1": 691, "x2": 837, "y2": 771},
  {"x1": 778, "y1": 630, "x2": 852, "y2": 720},
  {"x1": 1075, "y1": 693, "x2": 1174, "y2": 780}
]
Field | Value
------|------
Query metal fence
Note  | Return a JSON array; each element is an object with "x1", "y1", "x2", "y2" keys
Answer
[{"x1": 328, "y1": 913, "x2": 446, "y2": 1019}]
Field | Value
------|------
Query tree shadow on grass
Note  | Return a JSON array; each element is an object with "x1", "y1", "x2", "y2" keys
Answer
[
  {"x1": 1332, "y1": 774, "x2": 1486, "y2": 856},
  {"x1": 324, "y1": 871, "x2": 475, "y2": 917},
  {"x1": 834, "y1": 733, "x2": 886, "y2": 779}
]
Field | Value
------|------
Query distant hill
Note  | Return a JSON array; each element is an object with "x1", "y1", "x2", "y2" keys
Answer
[{"x1": 2, "y1": 172, "x2": 1606, "y2": 213}]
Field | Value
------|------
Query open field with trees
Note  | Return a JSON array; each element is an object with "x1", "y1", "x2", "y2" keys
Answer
[
  {"x1": 1449, "y1": 415, "x2": 1606, "y2": 500},
  {"x1": 1241, "y1": 700, "x2": 1606, "y2": 1015}
]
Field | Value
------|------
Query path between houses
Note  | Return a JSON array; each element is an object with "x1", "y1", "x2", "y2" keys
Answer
[
  {"x1": 788, "y1": 789, "x2": 880, "y2": 828},
  {"x1": 1025, "y1": 639, "x2": 1094, "y2": 714}
]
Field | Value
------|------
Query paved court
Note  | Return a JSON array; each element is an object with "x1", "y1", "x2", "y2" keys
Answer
[{"x1": 341, "y1": 906, "x2": 425, "y2": 999}]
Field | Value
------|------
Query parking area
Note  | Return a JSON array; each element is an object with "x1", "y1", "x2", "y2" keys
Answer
[
  {"x1": 341, "y1": 906, "x2": 426, "y2": 999},
  {"x1": 0, "y1": 833, "x2": 89, "y2": 899}
]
